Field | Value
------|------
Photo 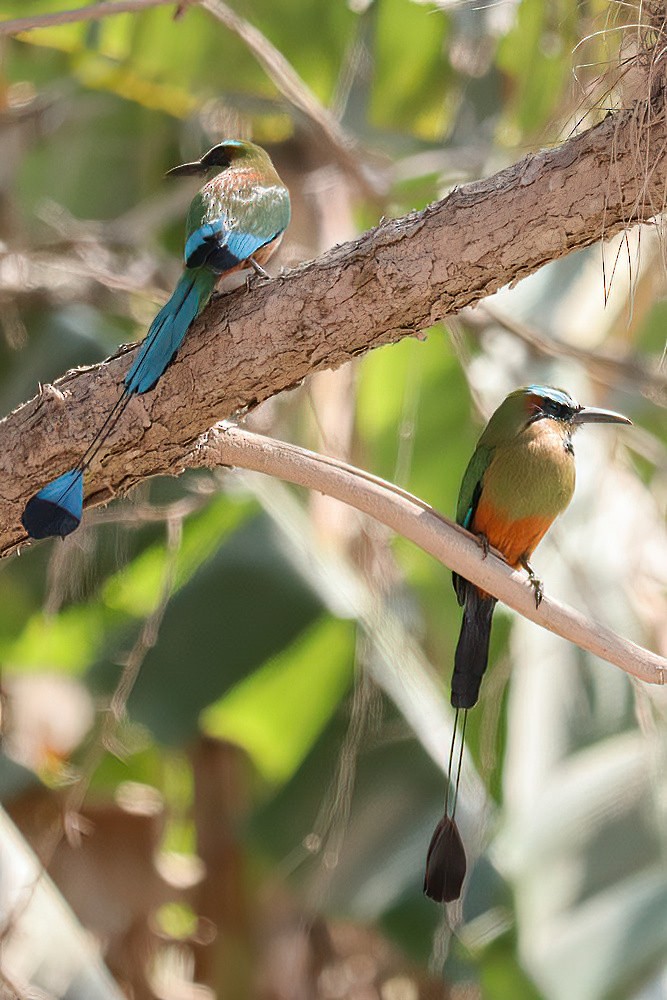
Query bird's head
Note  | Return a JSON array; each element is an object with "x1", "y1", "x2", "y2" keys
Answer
[
  {"x1": 482, "y1": 385, "x2": 631, "y2": 444},
  {"x1": 165, "y1": 140, "x2": 271, "y2": 178}
]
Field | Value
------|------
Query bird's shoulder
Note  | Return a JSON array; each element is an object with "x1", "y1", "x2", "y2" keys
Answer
[
  {"x1": 186, "y1": 169, "x2": 290, "y2": 238},
  {"x1": 456, "y1": 444, "x2": 493, "y2": 527}
]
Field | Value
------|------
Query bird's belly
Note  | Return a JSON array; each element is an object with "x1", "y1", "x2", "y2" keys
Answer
[
  {"x1": 473, "y1": 427, "x2": 576, "y2": 565},
  {"x1": 253, "y1": 232, "x2": 283, "y2": 264},
  {"x1": 473, "y1": 504, "x2": 556, "y2": 567}
]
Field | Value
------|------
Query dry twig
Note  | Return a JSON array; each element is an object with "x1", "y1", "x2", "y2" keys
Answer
[
  {"x1": 475, "y1": 301, "x2": 667, "y2": 401},
  {"x1": 201, "y1": 0, "x2": 380, "y2": 197}
]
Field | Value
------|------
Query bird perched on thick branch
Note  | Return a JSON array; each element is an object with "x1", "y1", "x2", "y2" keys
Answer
[
  {"x1": 424, "y1": 385, "x2": 631, "y2": 904},
  {"x1": 22, "y1": 139, "x2": 291, "y2": 540}
]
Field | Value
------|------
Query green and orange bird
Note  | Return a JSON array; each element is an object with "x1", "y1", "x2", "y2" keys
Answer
[
  {"x1": 22, "y1": 140, "x2": 290, "y2": 540},
  {"x1": 423, "y1": 385, "x2": 631, "y2": 904}
]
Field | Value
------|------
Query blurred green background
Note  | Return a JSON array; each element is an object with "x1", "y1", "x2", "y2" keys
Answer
[{"x1": 0, "y1": 1, "x2": 666, "y2": 999}]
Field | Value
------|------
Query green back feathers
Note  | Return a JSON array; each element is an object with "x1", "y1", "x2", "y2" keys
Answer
[{"x1": 184, "y1": 142, "x2": 290, "y2": 245}]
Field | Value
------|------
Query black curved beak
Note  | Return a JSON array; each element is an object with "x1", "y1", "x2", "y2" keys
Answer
[
  {"x1": 572, "y1": 406, "x2": 632, "y2": 426},
  {"x1": 165, "y1": 160, "x2": 204, "y2": 178}
]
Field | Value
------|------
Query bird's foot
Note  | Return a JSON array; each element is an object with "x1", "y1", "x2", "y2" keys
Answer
[
  {"x1": 521, "y1": 558, "x2": 544, "y2": 608},
  {"x1": 245, "y1": 257, "x2": 272, "y2": 293},
  {"x1": 249, "y1": 256, "x2": 271, "y2": 279},
  {"x1": 478, "y1": 533, "x2": 490, "y2": 559}
]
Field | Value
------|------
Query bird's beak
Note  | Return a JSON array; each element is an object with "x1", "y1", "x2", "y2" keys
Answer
[
  {"x1": 572, "y1": 406, "x2": 632, "y2": 426},
  {"x1": 165, "y1": 160, "x2": 204, "y2": 177}
]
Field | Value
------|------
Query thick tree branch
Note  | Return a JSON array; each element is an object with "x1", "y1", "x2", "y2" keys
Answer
[{"x1": 1, "y1": 100, "x2": 666, "y2": 555}]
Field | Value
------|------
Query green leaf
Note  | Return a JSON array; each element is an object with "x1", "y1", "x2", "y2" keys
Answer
[
  {"x1": 2, "y1": 494, "x2": 252, "y2": 673},
  {"x1": 2, "y1": 603, "x2": 112, "y2": 674},
  {"x1": 496, "y1": 0, "x2": 578, "y2": 133},
  {"x1": 116, "y1": 513, "x2": 328, "y2": 744},
  {"x1": 201, "y1": 616, "x2": 354, "y2": 783},
  {"x1": 103, "y1": 492, "x2": 252, "y2": 616},
  {"x1": 371, "y1": 0, "x2": 451, "y2": 140}
]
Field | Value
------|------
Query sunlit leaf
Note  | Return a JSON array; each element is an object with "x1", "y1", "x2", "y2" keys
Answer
[
  {"x1": 116, "y1": 514, "x2": 327, "y2": 744},
  {"x1": 371, "y1": 0, "x2": 452, "y2": 140},
  {"x1": 201, "y1": 616, "x2": 354, "y2": 783},
  {"x1": 2, "y1": 495, "x2": 253, "y2": 672},
  {"x1": 103, "y1": 493, "x2": 252, "y2": 616}
]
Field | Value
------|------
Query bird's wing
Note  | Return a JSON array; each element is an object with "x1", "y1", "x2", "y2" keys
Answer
[
  {"x1": 456, "y1": 445, "x2": 492, "y2": 528},
  {"x1": 452, "y1": 444, "x2": 492, "y2": 605},
  {"x1": 183, "y1": 218, "x2": 267, "y2": 269},
  {"x1": 183, "y1": 182, "x2": 290, "y2": 271}
]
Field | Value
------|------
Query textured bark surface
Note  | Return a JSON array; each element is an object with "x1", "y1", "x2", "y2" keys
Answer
[{"x1": 1, "y1": 101, "x2": 665, "y2": 555}]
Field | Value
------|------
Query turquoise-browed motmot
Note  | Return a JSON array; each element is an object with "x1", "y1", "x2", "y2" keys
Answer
[
  {"x1": 424, "y1": 385, "x2": 631, "y2": 904},
  {"x1": 22, "y1": 139, "x2": 291, "y2": 540}
]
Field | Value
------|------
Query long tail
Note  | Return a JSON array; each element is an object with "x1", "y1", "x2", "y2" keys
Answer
[
  {"x1": 451, "y1": 581, "x2": 497, "y2": 710},
  {"x1": 423, "y1": 582, "x2": 497, "y2": 904},
  {"x1": 22, "y1": 269, "x2": 216, "y2": 540},
  {"x1": 125, "y1": 268, "x2": 216, "y2": 394}
]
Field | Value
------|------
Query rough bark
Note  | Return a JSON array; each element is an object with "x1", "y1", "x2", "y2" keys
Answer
[{"x1": 0, "y1": 100, "x2": 665, "y2": 555}]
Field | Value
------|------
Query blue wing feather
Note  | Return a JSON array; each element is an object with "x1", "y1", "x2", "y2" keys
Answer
[
  {"x1": 225, "y1": 229, "x2": 268, "y2": 262},
  {"x1": 184, "y1": 221, "x2": 227, "y2": 266},
  {"x1": 184, "y1": 218, "x2": 269, "y2": 271}
]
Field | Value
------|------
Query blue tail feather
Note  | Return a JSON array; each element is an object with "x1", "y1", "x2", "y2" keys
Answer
[
  {"x1": 22, "y1": 267, "x2": 216, "y2": 540},
  {"x1": 21, "y1": 468, "x2": 84, "y2": 539},
  {"x1": 124, "y1": 268, "x2": 216, "y2": 395}
]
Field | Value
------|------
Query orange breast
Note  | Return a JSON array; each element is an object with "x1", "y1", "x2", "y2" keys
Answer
[
  {"x1": 469, "y1": 417, "x2": 575, "y2": 567},
  {"x1": 250, "y1": 233, "x2": 283, "y2": 266},
  {"x1": 472, "y1": 496, "x2": 556, "y2": 568}
]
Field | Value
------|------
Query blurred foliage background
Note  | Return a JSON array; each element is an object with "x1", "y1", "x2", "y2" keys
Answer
[{"x1": 0, "y1": 1, "x2": 666, "y2": 999}]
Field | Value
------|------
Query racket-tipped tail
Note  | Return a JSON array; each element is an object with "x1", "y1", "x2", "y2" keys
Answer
[
  {"x1": 423, "y1": 814, "x2": 467, "y2": 903},
  {"x1": 22, "y1": 468, "x2": 83, "y2": 540}
]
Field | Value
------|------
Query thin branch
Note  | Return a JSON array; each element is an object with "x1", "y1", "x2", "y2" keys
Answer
[
  {"x1": 190, "y1": 423, "x2": 667, "y2": 688},
  {"x1": 0, "y1": 967, "x2": 24, "y2": 1000},
  {"x1": 0, "y1": 0, "x2": 180, "y2": 35},
  {"x1": 200, "y1": 0, "x2": 381, "y2": 198},
  {"x1": 0, "y1": 0, "x2": 380, "y2": 198}
]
